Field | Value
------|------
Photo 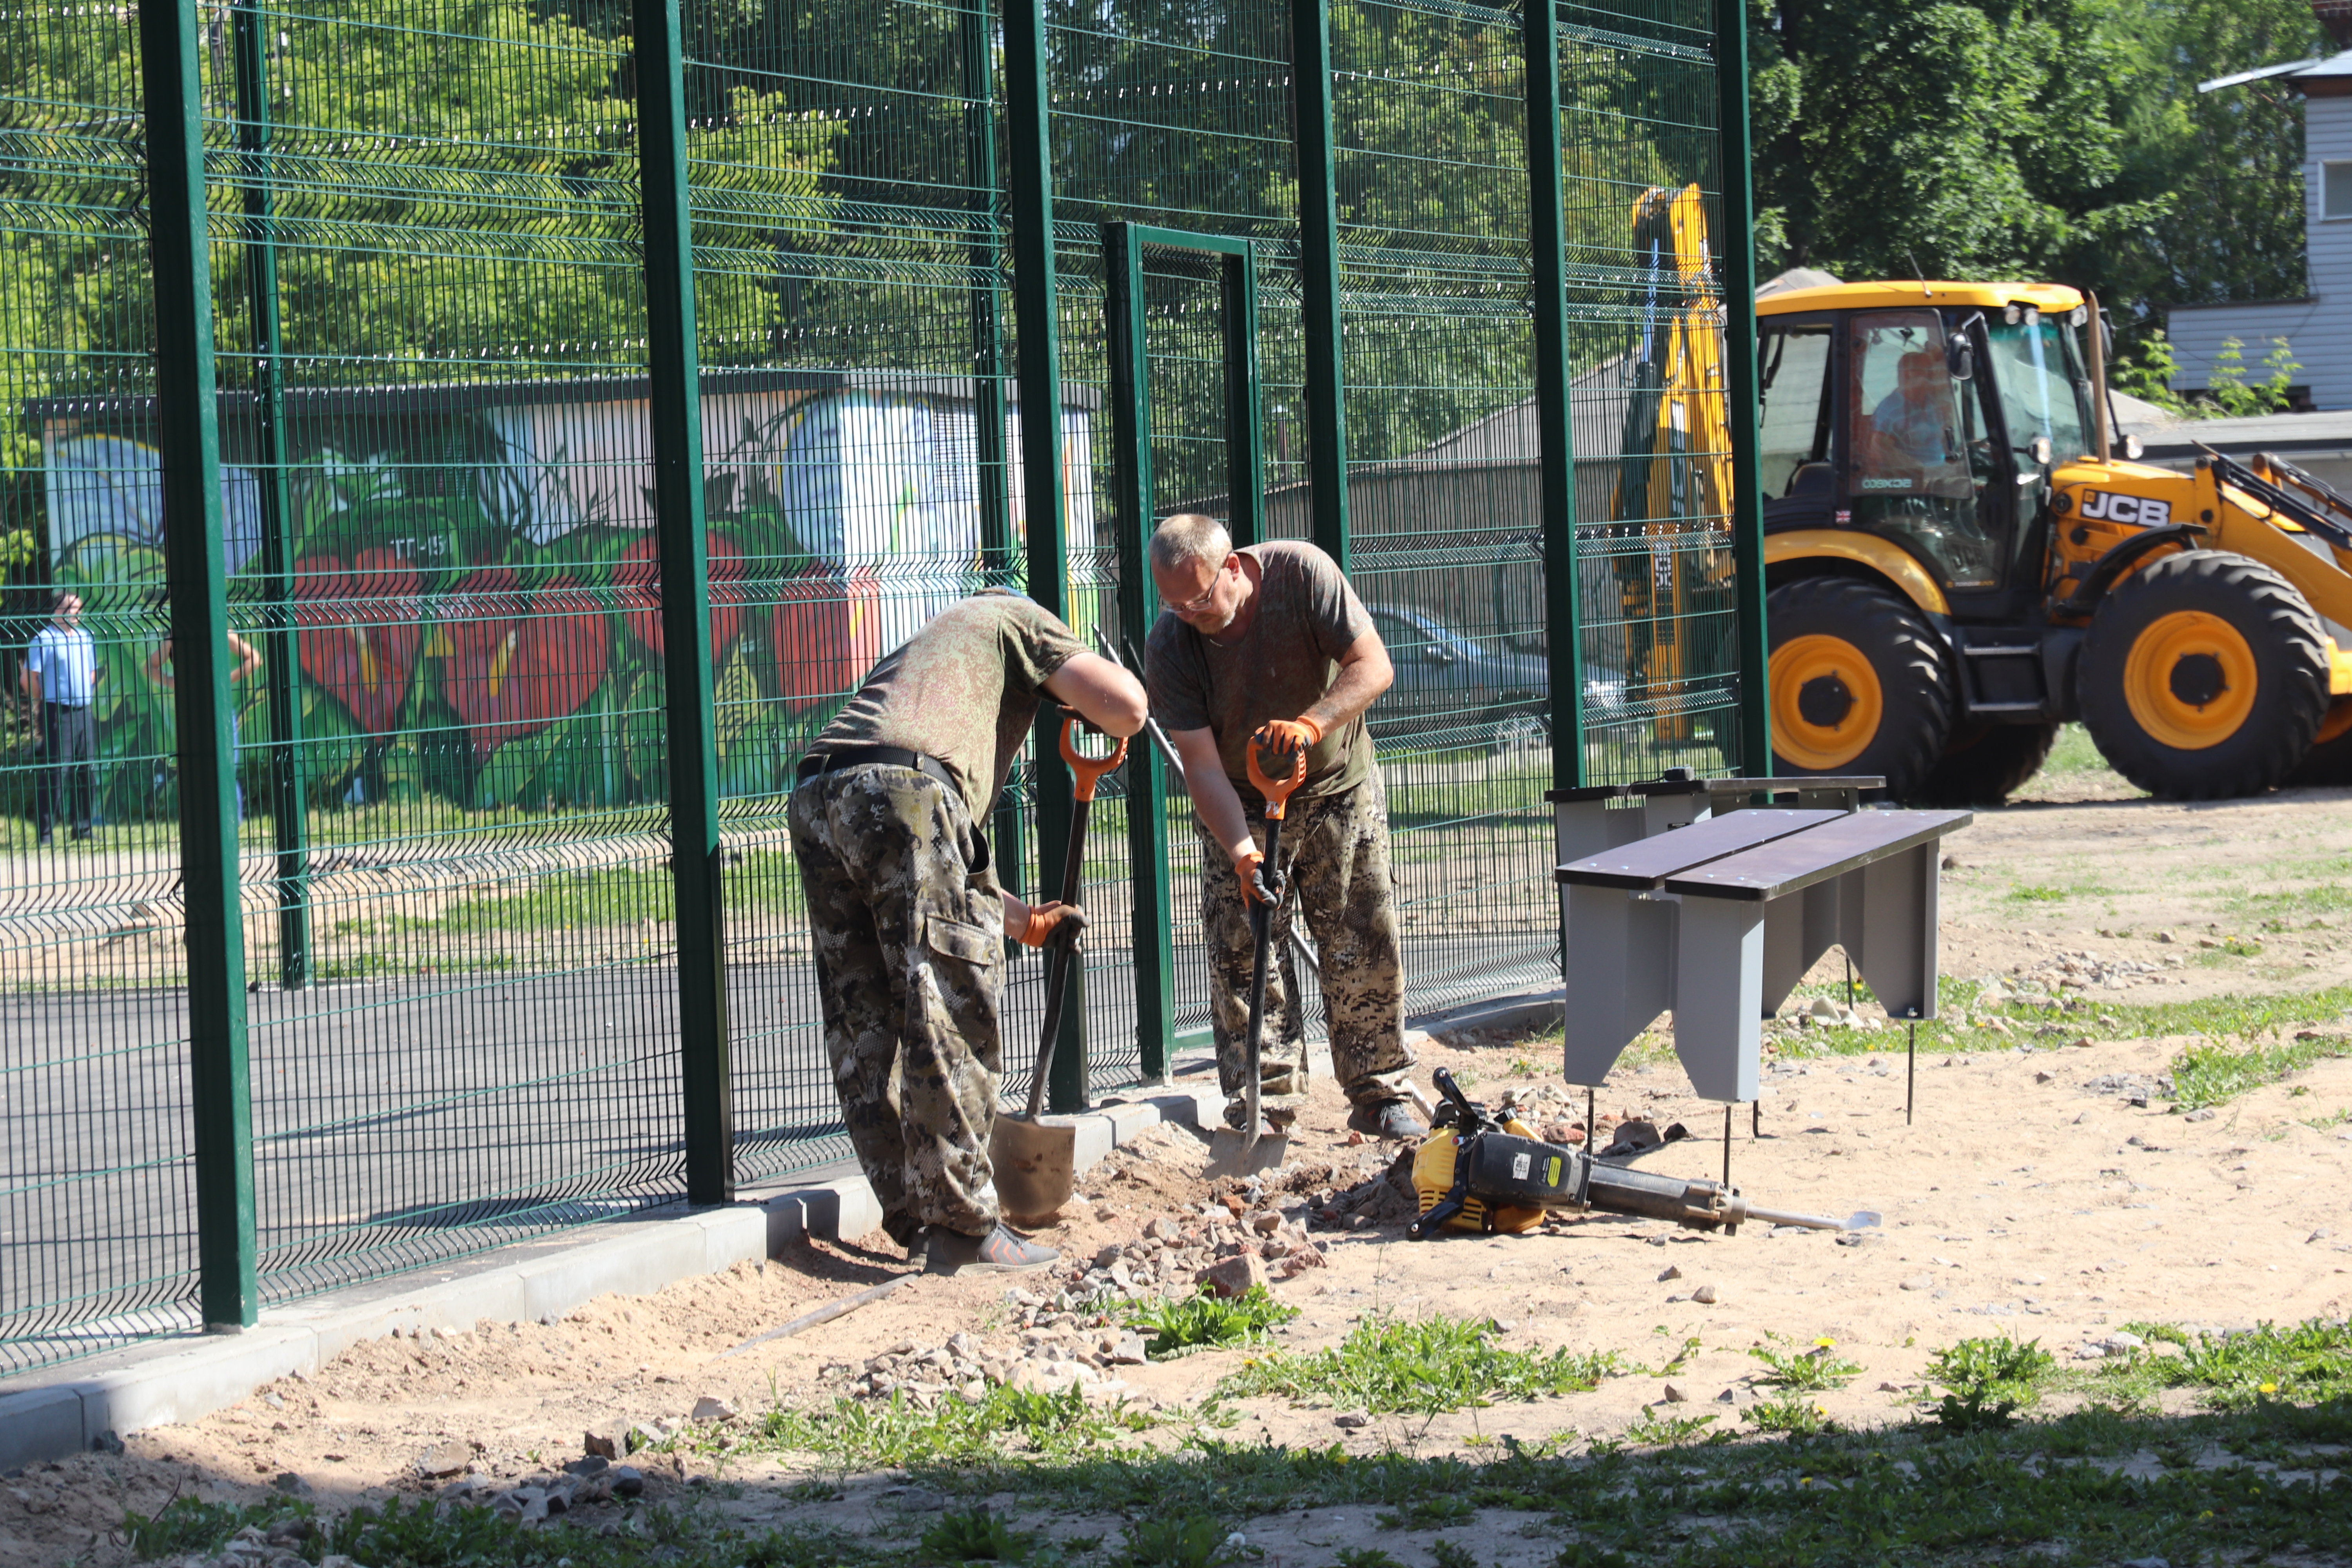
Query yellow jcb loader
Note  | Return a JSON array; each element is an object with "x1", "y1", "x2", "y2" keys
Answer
[{"x1": 1749, "y1": 279, "x2": 2352, "y2": 802}]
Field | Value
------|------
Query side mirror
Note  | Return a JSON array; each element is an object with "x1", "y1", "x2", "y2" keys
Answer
[
  {"x1": 2123, "y1": 434, "x2": 2145, "y2": 461},
  {"x1": 2029, "y1": 436, "x2": 2054, "y2": 467},
  {"x1": 1945, "y1": 332, "x2": 1974, "y2": 381}
]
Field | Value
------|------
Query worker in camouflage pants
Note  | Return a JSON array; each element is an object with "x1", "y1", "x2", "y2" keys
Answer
[
  {"x1": 790, "y1": 588, "x2": 1146, "y2": 1276},
  {"x1": 1145, "y1": 514, "x2": 1424, "y2": 1140},
  {"x1": 1193, "y1": 766, "x2": 1411, "y2": 1126}
]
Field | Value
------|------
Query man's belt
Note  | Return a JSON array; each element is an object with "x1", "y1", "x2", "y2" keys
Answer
[{"x1": 797, "y1": 744, "x2": 958, "y2": 798}]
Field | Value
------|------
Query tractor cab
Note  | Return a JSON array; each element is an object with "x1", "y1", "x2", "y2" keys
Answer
[{"x1": 1756, "y1": 281, "x2": 2096, "y2": 623}]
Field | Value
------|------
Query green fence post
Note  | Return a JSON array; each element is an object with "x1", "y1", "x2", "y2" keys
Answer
[
  {"x1": 1102, "y1": 223, "x2": 1175, "y2": 1080},
  {"x1": 232, "y1": 1, "x2": 309, "y2": 990},
  {"x1": 1289, "y1": 0, "x2": 1349, "y2": 569},
  {"x1": 1522, "y1": 0, "x2": 1586, "y2": 792},
  {"x1": 1221, "y1": 247, "x2": 1265, "y2": 549},
  {"x1": 963, "y1": 0, "x2": 1027, "y2": 920},
  {"x1": 1713, "y1": 0, "x2": 1770, "y2": 776},
  {"x1": 1004, "y1": 0, "x2": 1085, "y2": 1112},
  {"x1": 142, "y1": 0, "x2": 257, "y2": 1329},
  {"x1": 633, "y1": 0, "x2": 733, "y2": 1203}
]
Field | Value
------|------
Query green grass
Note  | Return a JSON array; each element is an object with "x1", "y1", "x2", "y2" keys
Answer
[
  {"x1": 1211, "y1": 1314, "x2": 1623, "y2": 1416},
  {"x1": 2172, "y1": 1026, "x2": 2352, "y2": 1111},
  {"x1": 2080, "y1": 1319, "x2": 2352, "y2": 1412},
  {"x1": 120, "y1": 1323, "x2": 2352, "y2": 1567},
  {"x1": 1924, "y1": 1337, "x2": 2057, "y2": 1431},
  {"x1": 739, "y1": 1383, "x2": 1167, "y2": 1471},
  {"x1": 1746, "y1": 1334, "x2": 1862, "y2": 1393},
  {"x1": 1125, "y1": 1286, "x2": 1298, "y2": 1359}
]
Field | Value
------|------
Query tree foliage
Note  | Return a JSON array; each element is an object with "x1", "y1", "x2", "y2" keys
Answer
[{"x1": 1750, "y1": 0, "x2": 2334, "y2": 337}]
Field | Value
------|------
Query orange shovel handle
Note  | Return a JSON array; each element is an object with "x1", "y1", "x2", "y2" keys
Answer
[
  {"x1": 1246, "y1": 731, "x2": 1309, "y2": 821},
  {"x1": 1060, "y1": 715, "x2": 1129, "y2": 804}
]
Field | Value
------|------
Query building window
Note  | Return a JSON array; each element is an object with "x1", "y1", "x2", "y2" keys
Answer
[{"x1": 2327, "y1": 161, "x2": 2352, "y2": 220}]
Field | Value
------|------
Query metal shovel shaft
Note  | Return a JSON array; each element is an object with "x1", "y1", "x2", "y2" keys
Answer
[
  {"x1": 1241, "y1": 813, "x2": 1285, "y2": 1153},
  {"x1": 1024, "y1": 793, "x2": 1093, "y2": 1122}
]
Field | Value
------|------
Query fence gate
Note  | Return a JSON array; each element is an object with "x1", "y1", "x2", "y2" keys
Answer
[{"x1": 1100, "y1": 221, "x2": 1278, "y2": 1078}]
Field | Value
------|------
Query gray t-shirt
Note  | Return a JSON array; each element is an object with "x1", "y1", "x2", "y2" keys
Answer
[
  {"x1": 1144, "y1": 540, "x2": 1375, "y2": 805},
  {"x1": 814, "y1": 590, "x2": 1083, "y2": 819}
]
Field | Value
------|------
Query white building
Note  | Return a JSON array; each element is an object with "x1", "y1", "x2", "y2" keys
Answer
[{"x1": 2169, "y1": 47, "x2": 2352, "y2": 410}]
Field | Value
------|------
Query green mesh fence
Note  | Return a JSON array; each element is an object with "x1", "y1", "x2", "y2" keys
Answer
[{"x1": 0, "y1": 0, "x2": 1754, "y2": 1375}]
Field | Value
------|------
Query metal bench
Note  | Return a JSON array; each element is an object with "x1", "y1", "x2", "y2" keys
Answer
[{"x1": 1551, "y1": 782, "x2": 1969, "y2": 1107}]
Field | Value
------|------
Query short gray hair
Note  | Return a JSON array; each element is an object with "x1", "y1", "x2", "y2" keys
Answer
[{"x1": 1148, "y1": 513, "x2": 1232, "y2": 575}]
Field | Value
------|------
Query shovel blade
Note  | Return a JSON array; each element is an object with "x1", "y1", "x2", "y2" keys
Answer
[
  {"x1": 1205, "y1": 1125, "x2": 1289, "y2": 1179},
  {"x1": 991, "y1": 1113, "x2": 1078, "y2": 1226}
]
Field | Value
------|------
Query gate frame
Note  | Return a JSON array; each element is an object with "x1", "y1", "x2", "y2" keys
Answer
[{"x1": 1101, "y1": 221, "x2": 1264, "y2": 1081}]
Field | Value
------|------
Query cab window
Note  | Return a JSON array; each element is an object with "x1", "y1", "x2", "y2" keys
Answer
[
  {"x1": 1757, "y1": 323, "x2": 1832, "y2": 498},
  {"x1": 1985, "y1": 315, "x2": 2092, "y2": 469},
  {"x1": 1846, "y1": 309, "x2": 2004, "y2": 591}
]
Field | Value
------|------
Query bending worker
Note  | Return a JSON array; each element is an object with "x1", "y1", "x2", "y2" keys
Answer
[
  {"x1": 1143, "y1": 514, "x2": 1424, "y2": 1141},
  {"x1": 789, "y1": 587, "x2": 1146, "y2": 1276}
]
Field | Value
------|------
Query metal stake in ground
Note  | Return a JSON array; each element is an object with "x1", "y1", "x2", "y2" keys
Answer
[
  {"x1": 1907, "y1": 1018, "x2": 1917, "y2": 1125},
  {"x1": 991, "y1": 716, "x2": 1127, "y2": 1223}
]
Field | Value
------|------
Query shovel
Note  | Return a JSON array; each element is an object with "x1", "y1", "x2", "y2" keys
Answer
[
  {"x1": 991, "y1": 713, "x2": 1129, "y2": 1225},
  {"x1": 1207, "y1": 731, "x2": 1308, "y2": 1179}
]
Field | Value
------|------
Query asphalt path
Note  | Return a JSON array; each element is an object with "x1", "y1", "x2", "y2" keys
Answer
[{"x1": 2, "y1": 929, "x2": 1554, "y2": 1373}]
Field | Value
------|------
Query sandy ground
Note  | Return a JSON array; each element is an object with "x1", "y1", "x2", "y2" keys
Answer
[{"x1": 13, "y1": 759, "x2": 2352, "y2": 1566}]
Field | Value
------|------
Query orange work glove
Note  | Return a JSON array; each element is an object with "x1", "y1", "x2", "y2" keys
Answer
[
  {"x1": 1232, "y1": 847, "x2": 1285, "y2": 907},
  {"x1": 1252, "y1": 716, "x2": 1323, "y2": 759},
  {"x1": 1018, "y1": 900, "x2": 1087, "y2": 949}
]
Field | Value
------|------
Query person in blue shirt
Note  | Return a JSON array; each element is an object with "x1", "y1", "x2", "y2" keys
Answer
[{"x1": 23, "y1": 592, "x2": 101, "y2": 845}]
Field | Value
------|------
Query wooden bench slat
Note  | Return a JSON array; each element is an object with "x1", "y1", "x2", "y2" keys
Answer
[
  {"x1": 1554, "y1": 808, "x2": 1846, "y2": 890},
  {"x1": 1662, "y1": 808, "x2": 1973, "y2": 901}
]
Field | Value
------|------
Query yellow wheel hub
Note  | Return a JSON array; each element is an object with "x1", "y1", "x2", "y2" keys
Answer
[
  {"x1": 2123, "y1": 610, "x2": 2256, "y2": 751},
  {"x1": 1770, "y1": 634, "x2": 1882, "y2": 770}
]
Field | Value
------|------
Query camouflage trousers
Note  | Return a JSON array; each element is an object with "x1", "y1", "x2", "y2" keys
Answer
[
  {"x1": 1196, "y1": 771, "x2": 1414, "y2": 1121},
  {"x1": 788, "y1": 764, "x2": 1004, "y2": 1241}
]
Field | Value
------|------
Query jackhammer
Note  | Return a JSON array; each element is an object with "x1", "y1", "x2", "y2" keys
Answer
[{"x1": 1406, "y1": 1067, "x2": 1852, "y2": 1240}]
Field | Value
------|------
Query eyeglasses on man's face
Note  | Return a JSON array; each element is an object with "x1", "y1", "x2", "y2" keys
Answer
[{"x1": 1167, "y1": 553, "x2": 1232, "y2": 615}]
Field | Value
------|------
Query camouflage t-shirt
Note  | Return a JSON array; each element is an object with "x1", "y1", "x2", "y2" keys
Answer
[
  {"x1": 1144, "y1": 540, "x2": 1376, "y2": 805},
  {"x1": 813, "y1": 589, "x2": 1083, "y2": 819}
]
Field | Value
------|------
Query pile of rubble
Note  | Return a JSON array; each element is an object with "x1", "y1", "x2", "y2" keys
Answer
[
  {"x1": 822, "y1": 1319, "x2": 1151, "y2": 1406},
  {"x1": 1997, "y1": 949, "x2": 2181, "y2": 1002}
]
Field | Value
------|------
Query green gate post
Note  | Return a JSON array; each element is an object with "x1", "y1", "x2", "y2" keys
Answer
[
  {"x1": 232, "y1": 1, "x2": 309, "y2": 990},
  {"x1": 962, "y1": 0, "x2": 1027, "y2": 927},
  {"x1": 1713, "y1": 0, "x2": 1771, "y2": 775},
  {"x1": 1288, "y1": 0, "x2": 1349, "y2": 569},
  {"x1": 1101, "y1": 223, "x2": 1175, "y2": 1080},
  {"x1": 1220, "y1": 247, "x2": 1265, "y2": 549},
  {"x1": 1522, "y1": 0, "x2": 1586, "y2": 792},
  {"x1": 1004, "y1": 0, "x2": 1086, "y2": 1113},
  {"x1": 634, "y1": 0, "x2": 733, "y2": 1203},
  {"x1": 143, "y1": 0, "x2": 258, "y2": 1329}
]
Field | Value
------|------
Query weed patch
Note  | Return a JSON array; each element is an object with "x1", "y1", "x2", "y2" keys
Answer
[
  {"x1": 2173, "y1": 1029, "x2": 2352, "y2": 1110},
  {"x1": 1923, "y1": 1337, "x2": 2055, "y2": 1431},
  {"x1": 1212, "y1": 1314, "x2": 1621, "y2": 1416},
  {"x1": 748, "y1": 1383, "x2": 1162, "y2": 1469},
  {"x1": 1746, "y1": 1334, "x2": 1861, "y2": 1392},
  {"x1": 1125, "y1": 1286, "x2": 1297, "y2": 1359},
  {"x1": 2093, "y1": 1319, "x2": 2352, "y2": 1410}
]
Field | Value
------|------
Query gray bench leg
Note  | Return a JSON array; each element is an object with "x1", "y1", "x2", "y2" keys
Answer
[
  {"x1": 1760, "y1": 880, "x2": 1842, "y2": 1018},
  {"x1": 1838, "y1": 842, "x2": 1941, "y2": 1020},
  {"x1": 1672, "y1": 895, "x2": 1763, "y2": 1102},
  {"x1": 1561, "y1": 884, "x2": 1672, "y2": 1087}
]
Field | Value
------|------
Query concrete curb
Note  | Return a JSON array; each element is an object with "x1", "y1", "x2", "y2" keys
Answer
[{"x1": 0, "y1": 1085, "x2": 1221, "y2": 1472}]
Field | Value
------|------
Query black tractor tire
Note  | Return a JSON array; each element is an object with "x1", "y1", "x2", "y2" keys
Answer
[
  {"x1": 2079, "y1": 549, "x2": 2328, "y2": 800},
  {"x1": 1910, "y1": 721, "x2": 2062, "y2": 806},
  {"x1": 1766, "y1": 575, "x2": 1953, "y2": 801}
]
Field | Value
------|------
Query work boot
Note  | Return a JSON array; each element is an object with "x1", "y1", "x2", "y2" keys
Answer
[
  {"x1": 1347, "y1": 1098, "x2": 1426, "y2": 1140},
  {"x1": 923, "y1": 1222, "x2": 1060, "y2": 1276}
]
